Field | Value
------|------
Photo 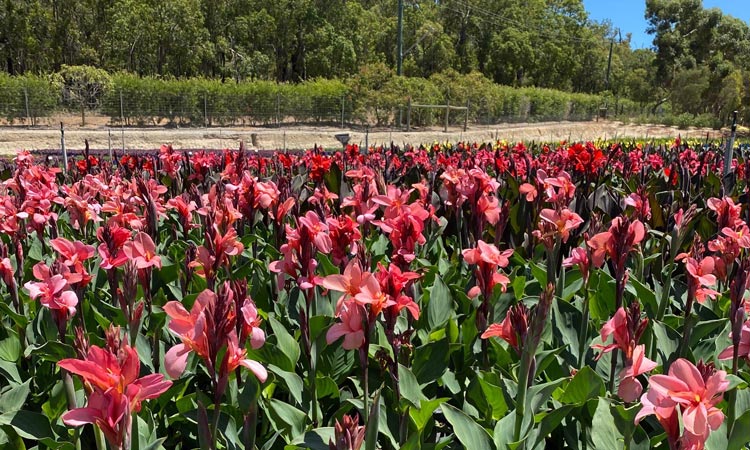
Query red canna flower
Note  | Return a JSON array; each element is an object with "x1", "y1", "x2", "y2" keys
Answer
[
  {"x1": 97, "y1": 225, "x2": 131, "y2": 270},
  {"x1": 58, "y1": 330, "x2": 172, "y2": 450}
]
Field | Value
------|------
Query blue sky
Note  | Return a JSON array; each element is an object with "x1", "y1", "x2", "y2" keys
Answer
[{"x1": 582, "y1": 0, "x2": 750, "y2": 49}]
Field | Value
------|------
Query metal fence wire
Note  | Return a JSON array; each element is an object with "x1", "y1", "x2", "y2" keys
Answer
[{"x1": 0, "y1": 86, "x2": 652, "y2": 129}]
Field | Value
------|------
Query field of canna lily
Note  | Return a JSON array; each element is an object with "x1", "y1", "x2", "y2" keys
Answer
[{"x1": 2, "y1": 138, "x2": 750, "y2": 450}]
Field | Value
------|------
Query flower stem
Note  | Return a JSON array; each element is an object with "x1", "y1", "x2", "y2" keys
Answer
[
  {"x1": 513, "y1": 350, "x2": 531, "y2": 443},
  {"x1": 577, "y1": 287, "x2": 590, "y2": 368},
  {"x1": 62, "y1": 369, "x2": 82, "y2": 450},
  {"x1": 359, "y1": 345, "x2": 369, "y2": 423}
]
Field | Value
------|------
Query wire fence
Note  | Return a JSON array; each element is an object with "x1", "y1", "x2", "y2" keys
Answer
[{"x1": 0, "y1": 86, "x2": 654, "y2": 130}]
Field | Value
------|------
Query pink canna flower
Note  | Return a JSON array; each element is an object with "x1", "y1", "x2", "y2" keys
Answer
[
  {"x1": 353, "y1": 274, "x2": 396, "y2": 318},
  {"x1": 636, "y1": 359, "x2": 728, "y2": 447},
  {"x1": 240, "y1": 299, "x2": 266, "y2": 350},
  {"x1": 683, "y1": 256, "x2": 720, "y2": 304},
  {"x1": 327, "y1": 299, "x2": 366, "y2": 350},
  {"x1": 519, "y1": 183, "x2": 537, "y2": 202},
  {"x1": 562, "y1": 246, "x2": 590, "y2": 284},
  {"x1": 62, "y1": 390, "x2": 130, "y2": 449},
  {"x1": 462, "y1": 240, "x2": 513, "y2": 300},
  {"x1": 718, "y1": 320, "x2": 750, "y2": 361},
  {"x1": 123, "y1": 232, "x2": 161, "y2": 269},
  {"x1": 321, "y1": 259, "x2": 371, "y2": 307},
  {"x1": 707, "y1": 196, "x2": 743, "y2": 230},
  {"x1": 24, "y1": 262, "x2": 78, "y2": 320},
  {"x1": 537, "y1": 207, "x2": 584, "y2": 244},
  {"x1": 97, "y1": 225, "x2": 132, "y2": 270},
  {"x1": 222, "y1": 332, "x2": 268, "y2": 382},
  {"x1": 298, "y1": 211, "x2": 332, "y2": 254},
  {"x1": 163, "y1": 292, "x2": 212, "y2": 379},
  {"x1": 618, "y1": 344, "x2": 658, "y2": 402}
]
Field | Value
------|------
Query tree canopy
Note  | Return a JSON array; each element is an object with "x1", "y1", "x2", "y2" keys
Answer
[{"x1": 0, "y1": 0, "x2": 748, "y2": 122}]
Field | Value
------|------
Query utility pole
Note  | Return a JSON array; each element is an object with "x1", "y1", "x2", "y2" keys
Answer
[
  {"x1": 397, "y1": 0, "x2": 404, "y2": 76},
  {"x1": 605, "y1": 31, "x2": 616, "y2": 91}
]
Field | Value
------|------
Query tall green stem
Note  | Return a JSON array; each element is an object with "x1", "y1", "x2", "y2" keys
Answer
[
  {"x1": 577, "y1": 286, "x2": 590, "y2": 368},
  {"x1": 513, "y1": 349, "x2": 533, "y2": 443}
]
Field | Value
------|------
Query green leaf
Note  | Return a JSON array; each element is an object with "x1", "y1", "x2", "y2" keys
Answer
[
  {"x1": 266, "y1": 399, "x2": 308, "y2": 443},
  {"x1": 0, "y1": 380, "x2": 30, "y2": 414},
  {"x1": 478, "y1": 378, "x2": 508, "y2": 420},
  {"x1": 23, "y1": 341, "x2": 75, "y2": 362},
  {"x1": 651, "y1": 321, "x2": 680, "y2": 367},
  {"x1": 398, "y1": 364, "x2": 427, "y2": 407},
  {"x1": 288, "y1": 427, "x2": 335, "y2": 450},
  {"x1": 268, "y1": 365, "x2": 304, "y2": 406},
  {"x1": 529, "y1": 405, "x2": 575, "y2": 449},
  {"x1": 589, "y1": 269, "x2": 616, "y2": 321},
  {"x1": 590, "y1": 398, "x2": 624, "y2": 450},
  {"x1": 559, "y1": 367, "x2": 604, "y2": 405},
  {"x1": 440, "y1": 403, "x2": 493, "y2": 450},
  {"x1": 728, "y1": 410, "x2": 750, "y2": 450},
  {"x1": 0, "y1": 360, "x2": 22, "y2": 384},
  {"x1": 409, "y1": 397, "x2": 449, "y2": 432},
  {"x1": 365, "y1": 390, "x2": 381, "y2": 450},
  {"x1": 0, "y1": 336, "x2": 21, "y2": 362},
  {"x1": 270, "y1": 316, "x2": 301, "y2": 372},
  {"x1": 427, "y1": 275, "x2": 452, "y2": 330},
  {"x1": 0, "y1": 410, "x2": 53, "y2": 440}
]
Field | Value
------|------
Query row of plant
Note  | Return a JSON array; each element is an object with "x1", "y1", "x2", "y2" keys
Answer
[
  {"x1": 1, "y1": 137, "x2": 750, "y2": 450},
  {"x1": 0, "y1": 66, "x2": 647, "y2": 127}
]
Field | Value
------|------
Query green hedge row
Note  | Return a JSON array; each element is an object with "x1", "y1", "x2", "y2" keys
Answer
[
  {"x1": 0, "y1": 69, "x2": 643, "y2": 127},
  {"x1": 0, "y1": 73, "x2": 61, "y2": 125}
]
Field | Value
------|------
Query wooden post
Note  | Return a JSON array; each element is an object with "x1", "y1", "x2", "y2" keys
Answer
[
  {"x1": 464, "y1": 100, "x2": 470, "y2": 132},
  {"x1": 341, "y1": 95, "x2": 345, "y2": 129},
  {"x1": 108, "y1": 129, "x2": 112, "y2": 161},
  {"x1": 444, "y1": 100, "x2": 450, "y2": 133},
  {"x1": 60, "y1": 122, "x2": 68, "y2": 175},
  {"x1": 204, "y1": 93, "x2": 208, "y2": 127},
  {"x1": 276, "y1": 93, "x2": 281, "y2": 127},
  {"x1": 408, "y1": 99, "x2": 413, "y2": 131},
  {"x1": 24, "y1": 87, "x2": 31, "y2": 126}
]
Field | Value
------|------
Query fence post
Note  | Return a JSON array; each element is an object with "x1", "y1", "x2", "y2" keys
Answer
[
  {"x1": 464, "y1": 100, "x2": 470, "y2": 132},
  {"x1": 24, "y1": 87, "x2": 31, "y2": 126},
  {"x1": 204, "y1": 93, "x2": 208, "y2": 128},
  {"x1": 341, "y1": 95, "x2": 345, "y2": 129},
  {"x1": 119, "y1": 90, "x2": 125, "y2": 152},
  {"x1": 60, "y1": 122, "x2": 68, "y2": 175},
  {"x1": 407, "y1": 98, "x2": 411, "y2": 132},
  {"x1": 276, "y1": 93, "x2": 281, "y2": 127},
  {"x1": 108, "y1": 129, "x2": 112, "y2": 162},
  {"x1": 119, "y1": 90, "x2": 124, "y2": 125},
  {"x1": 444, "y1": 100, "x2": 450, "y2": 133}
]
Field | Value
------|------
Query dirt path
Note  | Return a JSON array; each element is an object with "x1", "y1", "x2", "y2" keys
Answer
[{"x1": 0, "y1": 120, "x2": 723, "y2": 155}]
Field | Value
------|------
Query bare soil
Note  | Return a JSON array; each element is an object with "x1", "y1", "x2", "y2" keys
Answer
[{"x1": 0, "y1": 117, "x2": 726, "y2": 155}]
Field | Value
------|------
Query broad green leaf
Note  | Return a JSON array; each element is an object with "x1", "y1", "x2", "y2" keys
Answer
[
  {"x1": 0, "y1": 410, "x2": 53, "y2": 440},
  {"x1": 270, "y1": 316, "x2": 301, "y2": 371},
  {"x1": 0, "y1": 380, "x2": 30, "y2": 414},
  {"x1": 266, "y1": 399, "x2": 308, "y2": 442},
  {"x1": 23, "y1": 341, "x2": 75, "y2": 362},
  {"x1": 590, "y1": 398, "x2": 624, "y2": 450},
  {"x1": 288, "y1": 427, "x2": 335, "y2": 450},
  {"x1": 365, "y1": 390, "x2": 381, "y2": 450},
  {"x1": 0, "y1": 336, "x2": 20, "y2": 362},
  {"x1": 398, "y1": 364, "x2": 427, "y2": 407},
  {"x1": 559, "y1": 367, "x2": 604, "y2": 405},
  {"x1": 440, "y1": 403, "x2": 493, "y2": 450},
  {"x1": 409, "y1": 397, "x2": 449, "y2": 432},
  {"x1": 268, "y1": 365, "x2": 304, "y2": 406},
  {"x1": 427, "y1": 275, "x2": 452, "y2": 330},
  {"x1": 728, "y1": 410, "x2": 750, "y2": 450}
]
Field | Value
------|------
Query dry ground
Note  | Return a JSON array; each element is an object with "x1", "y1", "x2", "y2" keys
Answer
[{"x1": 0, "y1": 119, "x2": 726, "y2": 155}]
